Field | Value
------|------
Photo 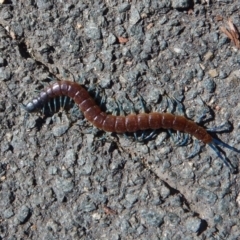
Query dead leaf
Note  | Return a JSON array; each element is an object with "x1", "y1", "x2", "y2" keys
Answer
[
  {"x1": 220, "y1": 18, "x2": 240, "y2": 49},
  {"x1": 103, "y1": 205, "x2": 117, "y2": 215},
  {"x1": 118, "y1": 37, "x2": 129, "y2": 44}
]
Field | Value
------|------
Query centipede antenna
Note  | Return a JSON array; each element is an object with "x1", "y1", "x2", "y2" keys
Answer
[
  {"x1": 212, "y1": 138, "x2": 240, "y2": 153},
  {"x1": 187, "y1": 139, "x2": 202, "y2": 159},
  {"x1": 208, "y1": 142, "x2": 237, "y2": 174}
]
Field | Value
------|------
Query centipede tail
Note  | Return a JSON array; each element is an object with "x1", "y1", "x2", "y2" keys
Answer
[{"x1": 22, "y1": 80, "x2": 239, "y2": 173}]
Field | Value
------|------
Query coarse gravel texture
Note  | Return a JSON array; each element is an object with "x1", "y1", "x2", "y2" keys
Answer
[{"x1": 1, "y1": 0, "x2": 240, "y2": 239}]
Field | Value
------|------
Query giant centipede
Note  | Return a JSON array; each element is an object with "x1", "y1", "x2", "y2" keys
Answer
[{"x1": 22, "y1": 80, "x2": 239, "y2": 173}]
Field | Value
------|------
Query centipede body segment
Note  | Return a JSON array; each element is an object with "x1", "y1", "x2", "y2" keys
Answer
[{"x1": 23, "y1": 80, "x2": 239, "y2": 173}]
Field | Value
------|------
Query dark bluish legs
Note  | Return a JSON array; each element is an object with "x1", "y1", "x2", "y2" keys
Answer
[{"x1": 208, "y1": 138, "x2": 239, "y2": 174}]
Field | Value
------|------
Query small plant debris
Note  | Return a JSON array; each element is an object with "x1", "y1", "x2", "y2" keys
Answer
[{"x1": 220, "y1": 18, "x2": 240, "y2": 49}]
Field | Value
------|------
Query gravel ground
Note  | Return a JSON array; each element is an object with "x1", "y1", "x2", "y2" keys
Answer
[{"x1": 1, "y1": 0, "x2": 240, "y2": 239}]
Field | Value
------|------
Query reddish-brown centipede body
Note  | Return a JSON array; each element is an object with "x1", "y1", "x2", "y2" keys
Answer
[{"x1": 22, "y1": 80, "x2": 239, "y2": 173}]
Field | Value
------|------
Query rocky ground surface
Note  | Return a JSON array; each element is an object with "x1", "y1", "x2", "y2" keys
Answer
[{"x1": 0, "y1": 0, "x2": 240, "y2": 239}]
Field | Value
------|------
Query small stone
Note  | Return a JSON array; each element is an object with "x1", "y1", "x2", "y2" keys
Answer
[
  {"x1": 140, "y1": 210, "x2": 164, "y2": 227},
  {"x1": 129, "y1": 5, "x2": 140, "y2": 26},
  {"x1": 3, "y1": 208, "x2": 14, "y2": 219},
  {"x1": 17, "y1": 205, "x2": 30, "y2": 223},
  {"x1": 0, "y1": 68, "x2": 11, "y2": 81},
  {"x1": 81, "y1": 201, "x2": 96, "y2": 212},
  {"x1": 125, "y1": 193, "x2": 138, "y2": 206},
  {"x1": 172, "y1": 0, "x2": 191, "y2": 9},
  {"x1": 36, "y1": 0, "x2": 53, "y2": 10},
  {"x1": 118, "y1": 3, "x2": 131, "y2": 13},
  {"x1": 107, "y1": 33, "x2": 117, "y2": 45},
  {"x1": 63, "y1": 149, "x2": 76, "y2": 167},
  {"x1": 208, "y1": 69, "x2": 218, "y2": 78},
  {"x1": 165, "y1": 213, "x2": 181, "y2": 226},
  {"x1": 48, "y1": 166, "x2": 58, "y2": 175},
  {"x1": 52, "y1": 123, "x2": 70, "y2": 137},
  {"x1": 100, "y1": 75, "x2": 111, "y2": 88},
  {"x1": 204, "y1": 51, "x2": 214, "y2": 61},
  {"x1": 0, "y1": 57, "x2": 5, "y2": 67},
  {"x1": 85, "y1": 21, "x2": 102, "y2": 40},
  {"x1": 203, "y1": 78, "x2": 216, "y2": 93},
  {"x1": 185, "y1": 217, "x2": 202, "y2": 233},
  {"x1": 195, "y1": 188, "x2": 218, "y2": 205}
]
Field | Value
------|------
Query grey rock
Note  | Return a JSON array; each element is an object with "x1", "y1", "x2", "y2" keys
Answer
[
  {"x1": 3, "y1": 208, "x2": 15, "y2": 219},
  {"x1": 52, "y1": 122, "x2": 70, "y2": 137},
  {"x1": 85, "y1": 21, "x2": 102, "y2": 40},
  {"x1": 195, "y1": 188, "x2": 218, "y2": 205},
  {"x1": 118, "y1": 3, "x2": 131, "y2": 13},
  {"x1": 185, "y1": 216, "x2": 202, "y2": 233},
  {"x1": 140, "y1": 210, "x2": 164, "y2": 227},
  {"x1": 172, "y1": 0, "x2": 191, "y2": 9},
  {"x1": 203, "y1": 78, "x2": 216, "y2": 93},
  {"x1": 63, "y1": 149, "x2": 76, "y2": 167},
  {"x1": 16, "y1": 205, "x2": 30, "y2": 223},
  {"x1": 36, "y1": 0, "x2": 53, "y2": 10},
  {"x1": 129, "y1": 5, "x2": 141, "y2": 26},
  {"x1": 0, "y1": 67, "x2": 11, "y2": 81}
]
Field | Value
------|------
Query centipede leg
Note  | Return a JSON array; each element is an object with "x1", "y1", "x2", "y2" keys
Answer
[
  {"x1": 138, "y1": 93, "x2": 147, "y2": 113},
  {"x1": 208, "y1": 141, "x2": 237, "y2": 174},
  {"x1": 53, "y1": 98, "x2": 57, "y2": 112},
  {"x1": 207, "y1": 122, "x2": 232, "y2": 133},
  {"x1": 169, "y1": 130, "x2": 189, "y2": 146},
  {"x1": 46, "y1": 76, "x2": 55, "y2": 82},
  {"x1": 166, "y1": 97, "x2": 174, "y2": 113},
  {"x1": 23, "y1": 112, "x2": 30, "y2": 127},
  {"x1": 187, "y1": 139, "x2": 202, "y2": 159},
  {"x1": 63, "y1": 96, "x2": 68, "y2": 109},
  {"x1": 59, "y1": 96, "x2": 63, "y2": 109},
  {"x1": 48, "y1": 101, "x2": 53, "y2": 113}
]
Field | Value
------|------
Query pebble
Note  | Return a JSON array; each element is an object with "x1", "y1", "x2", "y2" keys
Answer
[
  {"x1": 118, "y1": 3, "x2": 131, "y2": 13},
  {"x1": 16, "y1": 205, "x2": 30, "y2": 224},
  {"x1": 140, "y1": 210, "x2": 164, "y2": 227},
  {"x1": 208, "y1": 69, "x2": 218, "y2": 78},
  {"x1": 204, "y1": 51, "x2": 214, "y2": 61},
  {"x1": 185, "y1": 217, "x2": 202, "y2": 233},
  {"x1": 129, "y1": 5, "x2": 141, "y2": 26},
  {"x1": 62, "y1": 149, "x2": 76, "y2": 167},
  {"x1": 195, "y1": 188, "x2": 218, "y2": 205},
  {"x1": 203, "y1": 78, "x2": 216, "y2": 93},
  {"x1": 52, "y1": 122, "x2": 70, "y2": 137},
  {"x1": 85, "y1": 21, "x2": 102, "y2": 40},
  {"x1": 0, "y1": 67, "x2": 11, "y2": 81}
]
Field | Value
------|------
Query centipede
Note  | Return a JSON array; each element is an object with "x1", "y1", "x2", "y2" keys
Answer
[{"x1": 22, "y1": 80, "x2": 239, "y2": 173}]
